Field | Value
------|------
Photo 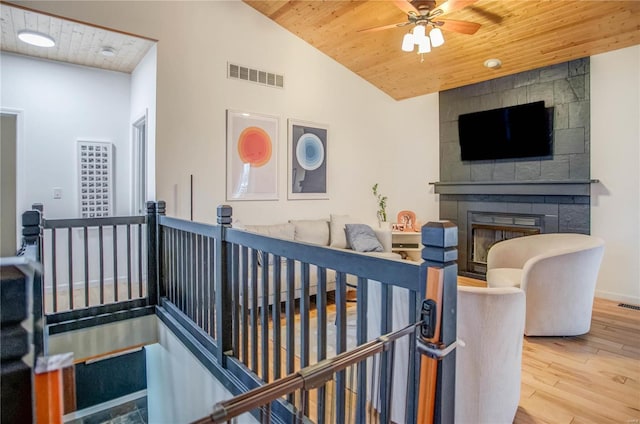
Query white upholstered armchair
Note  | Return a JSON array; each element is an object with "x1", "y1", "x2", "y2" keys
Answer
[
  {"x1": 456, "y1": 286, "x2": 526, "y2": 424},
  {"x1": 486, "y1": 233, "x2": 605, "y2": 336}
]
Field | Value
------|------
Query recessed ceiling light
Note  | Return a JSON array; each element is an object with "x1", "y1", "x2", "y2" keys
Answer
[
  {"x1": 484, "y1": 58, "x2": 502, "y2": 69},
  {"x1": 17, "y1": 30, "x2": 56, "y2": 48},
  {"x1": 100, "y1": 47, "x2": 116, "y2": 57}
]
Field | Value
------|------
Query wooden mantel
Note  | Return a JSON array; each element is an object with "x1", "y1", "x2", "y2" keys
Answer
[{"x1": 430, "y1": 180, "x2": 599, "y2": 197}]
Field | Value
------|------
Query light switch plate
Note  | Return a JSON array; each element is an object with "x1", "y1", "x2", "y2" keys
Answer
[{"x1": 53, "y1": 188, "x2": 62, "y2": 199}]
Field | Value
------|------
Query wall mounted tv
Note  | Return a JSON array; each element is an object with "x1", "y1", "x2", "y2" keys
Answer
[{"x1": 458, "y1": 101, "x2": 553, "y2": 161}]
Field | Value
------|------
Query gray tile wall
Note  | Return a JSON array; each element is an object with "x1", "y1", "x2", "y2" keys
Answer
[
  {"x1": 439, "y1": 58, "x2": 590, "y2": 183},
  {"x1": 438, "y1": 59, "x2": 591, "y2": 276}
]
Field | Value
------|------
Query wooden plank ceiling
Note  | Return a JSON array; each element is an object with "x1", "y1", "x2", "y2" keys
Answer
[
  {"x1": 244, "y1": 0, "x2": 640, "y2": 100},
  {"x1": 0, "y1": 3, "x2": 155, "y2": 74}
]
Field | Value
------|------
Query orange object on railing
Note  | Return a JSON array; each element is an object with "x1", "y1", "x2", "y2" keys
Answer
[
  {"x1": 34, "y1": 353, "x2": 74, "y2": 424},
  {"x1": 416, "y1": 267, "x2": 444, "y2": 424}
]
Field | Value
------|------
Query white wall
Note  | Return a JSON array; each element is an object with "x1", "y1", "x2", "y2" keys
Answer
[
  {"x1": 130, "y1": 44, "x2": 158, "y2": 203},
  {"x1": 146, "y1": 318, "x2": 257, "y2": 424},
  {"x1": 591, "y1": 45, "x2": 640, "y2": 304},
  {"x1": 24, "y1": 1, "x2": 441, "y2": 227},
  {"x1": 0, "y1": 53, "x2": 132, "y2": 218}
]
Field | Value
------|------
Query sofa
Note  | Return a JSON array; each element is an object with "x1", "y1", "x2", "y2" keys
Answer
[
  {"x1": 486, "y1": 233, "x2": 605, "y2": 336},
  {"x1": 235, "y1": 214, "x2": 402, "y2": 304}
]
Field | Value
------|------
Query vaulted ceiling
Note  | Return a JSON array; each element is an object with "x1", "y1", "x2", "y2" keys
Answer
[{"x1": 244, "y1": 0, "x2": 640, "y2": 100}]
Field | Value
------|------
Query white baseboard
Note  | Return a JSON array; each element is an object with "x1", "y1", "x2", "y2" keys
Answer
[
  {"x1": 595, "y1": 289, "x2": 640, "y2": 305},
  {"x1": 44, "y1": 276, "x2": 147, "y2": 292}
]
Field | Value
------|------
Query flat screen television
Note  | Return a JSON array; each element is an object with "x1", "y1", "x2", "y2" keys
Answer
[{"x1": 458, "y1": 101, "x2": 553, "y2": 161}]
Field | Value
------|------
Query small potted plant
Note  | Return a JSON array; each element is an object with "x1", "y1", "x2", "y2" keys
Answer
[{"x1": 372, "y1": 183, "x2": 388, "y2": 227}]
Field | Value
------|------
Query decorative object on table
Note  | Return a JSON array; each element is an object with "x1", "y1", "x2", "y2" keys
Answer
[
  {"x1": 397, "y1": 210, "x2": 418, "y2": 232},
  {"x1": 372, "y1": 183, "x2": 388, "y2": 225},
  {"x1": 288, "y1": 119, "x2": 328, "y2": 199},
  {"x1": 77, "y1": 140, "x2": 113, "y2": 218},
  {"x1": 226, "y1": 110, "x2": 279, "y2": 201},
  {"x1": 392, "y1": 223, "x2": 406, "y2": 232}
]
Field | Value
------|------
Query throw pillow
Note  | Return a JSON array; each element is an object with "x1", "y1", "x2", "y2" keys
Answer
[
  {"x1": 244, "y1": 223, "x2": 295, "y2": 266},
  {"x1": 345, "y1": 224, "x2": 384, "y2": 253},
  {"x1": 329, "y1": 214, "x2": 360, "y2": 249},
  {"x1": 289, "y1": 219, "x2": 330, "y2": 245}
]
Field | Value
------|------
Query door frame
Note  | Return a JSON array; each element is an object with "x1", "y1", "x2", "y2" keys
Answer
[{"x1": 1, "y1": 108, "x2": 25, "y2": 252}]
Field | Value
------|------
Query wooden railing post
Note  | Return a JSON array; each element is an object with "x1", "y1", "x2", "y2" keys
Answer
[
  {"x1": 419, "y1": 221, "x2": 458, "y2": 424},
  {"x1": 215, "y1": 205, "x2": 233, "y2": 366},
  {"x1": 146, "y1": 201, "x2": 165, "y2": 306},
  {"x1": 157, "y1": 201, "x2": 166, "y2": 300},
  {"x1": 22, "y1": 207, "x2": 45, "y2": 359}
]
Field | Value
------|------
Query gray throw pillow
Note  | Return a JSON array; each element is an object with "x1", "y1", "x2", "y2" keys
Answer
[{"x1": 344, "y1": 224, "x2": 384, "y2": 253}]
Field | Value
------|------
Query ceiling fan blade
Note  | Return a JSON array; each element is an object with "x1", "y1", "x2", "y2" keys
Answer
[
  {"x1": 435, "y1": 19, "x2": 481, "y2": 35},
  {"x1": 358, "y1": 21, "x2": 411, "y2": 33},
  {"x1": 392, "y1": 0, "x2": 420, "y2": 15},
  {"x1": 430, "y1": 0, "x2": 477, "y2": 17}
]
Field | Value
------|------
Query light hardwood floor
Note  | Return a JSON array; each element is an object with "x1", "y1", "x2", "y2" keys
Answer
[{"x1": 459, "y1": 276, "x2": 640, "y2": 424}]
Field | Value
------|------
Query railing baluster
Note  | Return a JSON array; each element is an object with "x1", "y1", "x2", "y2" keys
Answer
[
  {"x1": 356, "y1": 276, "x2": 368, "y2": 422},
  {"x1": 209, "y1": 237, "x2": 216, "y2": 339},
  {"x1": 316, "y1": 267, "x2": 328, "y2": 424},
  {"x1": 68, "y1": 227, "x2": 73, "y2": 310},
  {"x1": 138, "y1": 223, "x2": 143, "y2": 298},
  {"x1": 182, "y1": 230, "x2": 186, "y2": 312},
  {"x1": 99, "y1": 225, "x2": 104, "y2": 304},
  {"x1": 250, "y1": 249, "x2": 258, "y2": 373},
  {"x1": 285, "y1": 257, "x2": 295, "y2": 405},
  {"x1": 241, "y1": 246, "x2": 249, "y2": 363},
  {"x1": 272, "y1": 256, "x2": 281, "y2": 381},
  {"x1": 83, "y1": 226, "x2": 89, "y2": 307},
  {"x1": 113, "y1": 225, "x2": 118, "y2": 302},
  {"x1": 127, "y1": 224, "x2": 132, "y2": 300},
  {"x1": 172, "y1": 228, "x2": 177, "y2": 304},
  {"x1": 200, "y1": 235, "x2": 207, "y2": 331},
  {"x1": 300, "y1": 262, "x2": 310, "y2": 416},
  {"x1": 193, "y1": 233, "x2": 198, "y2": 321},
  {"x1": 379, "y1": 282, "x2": 393, "y2": 424},
  {"x1": 335, "y1": 272, "x2": 347, "y2": 424},
  {"x1": 231, "y1": 243, "x2": 239, "y2": 354},
  {"x1": 260, "y1": 251, "x2": 270, "y2": 383},
  {"x1": 51, "y1": 228, "x2": 57, "y2": 313},
  {"x1": 187, "y1": 232, "x2": 192, "y2": 320}
]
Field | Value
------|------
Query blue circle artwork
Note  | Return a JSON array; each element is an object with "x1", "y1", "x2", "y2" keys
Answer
[{"x1": 296, "y1": 133, "x2": 324, "y2": 171}]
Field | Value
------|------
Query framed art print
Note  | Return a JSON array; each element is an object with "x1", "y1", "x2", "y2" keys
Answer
[
  {"x1": 226, "y1": 110, "x2": 279, "y2": 201},
  {"x1": 288, "y1": 119, "x2": 328, "y2": 200}
]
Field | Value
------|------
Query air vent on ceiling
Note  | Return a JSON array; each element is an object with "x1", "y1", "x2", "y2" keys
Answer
[{"x1": 228, "y1": 63, "x2": 284, "y2": 89}]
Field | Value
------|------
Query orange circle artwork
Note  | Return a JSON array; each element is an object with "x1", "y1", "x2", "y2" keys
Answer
[{"x1": 237, "y1": 126, "x2": 272, "y2": 167}]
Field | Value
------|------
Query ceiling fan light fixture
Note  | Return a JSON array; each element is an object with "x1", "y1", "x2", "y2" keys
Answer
[
  {"x1": 402, "y1": 33, "x2": 415, "y2": 52},
  {"x1": 418, "y1": 36, "x2": 431, "y2": 54},
  {"x1": 17, "y1": 30, "x2": 55, "y2": 48},
  {"x1": 413, "y1": 24, "x2": 426, "y2": 40},
  {"x1": 430, "y1": 27, "x2": 445, "y2": 47}
]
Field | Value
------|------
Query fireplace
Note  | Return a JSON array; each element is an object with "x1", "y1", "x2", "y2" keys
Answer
[{"x1": 465, "y1": 211, "x2": 545, "y2": 277}]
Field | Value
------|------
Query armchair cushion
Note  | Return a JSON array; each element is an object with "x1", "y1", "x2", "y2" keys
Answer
[{"x1": 485, "y1": 268, "x2": 522, "y2": 288}]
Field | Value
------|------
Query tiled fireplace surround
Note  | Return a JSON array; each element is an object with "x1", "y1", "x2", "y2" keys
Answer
[{"x1": 436, "y1": 58, "x2": 592, "y2": 278}]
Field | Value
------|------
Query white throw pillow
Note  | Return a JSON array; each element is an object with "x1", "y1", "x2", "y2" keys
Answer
[
  {"x1": 329, "y1": 214, "x2": 360, "y2": 249},
  {"x1": 289, "y1": 219, "x2": 330, "y2": 245},
  {"x1": 243, "y1": 223, "x2": 295, "y2": 266}
]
